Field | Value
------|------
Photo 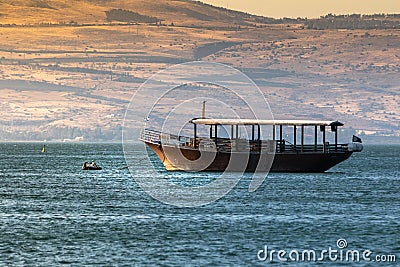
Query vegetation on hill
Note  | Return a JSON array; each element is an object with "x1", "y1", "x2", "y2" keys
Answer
[
  {"x1": 28, "y1": 0, "x2": 56, "y2": 9},
  {"x1": 245, "y1": 13, "x2": 400, "y2": 30},
  {"x1": 304, "y1": 13, "x2": 400, "y2": 30},
  {"x1": 105, "y1": 9, "x2": 160, "y2": 23}
]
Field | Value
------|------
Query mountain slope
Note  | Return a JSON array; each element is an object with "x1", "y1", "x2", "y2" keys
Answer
[
  {"x1": 0, "y1": 0, "x2": 263, "y2": 26},
  {"x1": 0, "y1": 1, "x2": 399, "y2": 142}
]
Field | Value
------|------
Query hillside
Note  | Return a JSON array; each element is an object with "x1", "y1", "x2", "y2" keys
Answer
[
  {"x1": 0, "y1": 0, "x2": 264, "y2": 27},
  {"x1": 0, "y1": 1, "x2": 399, "y2": 142}
]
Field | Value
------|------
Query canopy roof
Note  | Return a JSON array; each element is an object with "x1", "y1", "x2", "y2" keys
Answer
[{"x1": 191, "y1": 118, "x2": 344, "y2": 127}]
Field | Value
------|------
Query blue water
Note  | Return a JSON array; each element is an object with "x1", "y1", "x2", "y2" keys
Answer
[{"x1": 0, "y1": 143, "x2": 399, "y2": 266}]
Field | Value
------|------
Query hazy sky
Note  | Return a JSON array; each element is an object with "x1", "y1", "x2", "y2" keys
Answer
[{"x1": 202, "y1": 0, "x2": 400, "y2": 18}]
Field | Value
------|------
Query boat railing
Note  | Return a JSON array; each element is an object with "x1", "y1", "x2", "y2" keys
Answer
[
  {"x1": 140, "y1": 129, "x2": 162, "y2": 145},
  {"x1": 140, "y1": 129, "x2": 350, "y2": 153},
  {"x1": 140, "y1": 129, "x2": 194, "y2": 147},
  {"x1": 275, "y1": 139, "x2": 349, "y2": 153}
]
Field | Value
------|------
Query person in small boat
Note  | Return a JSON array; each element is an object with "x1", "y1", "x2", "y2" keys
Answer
[
  {"x1": 90, "y1": 160, "x2": 98, "y2": 168},
  {"x1": 82, "y1": 162, "x2": 89, "y2": 169}
]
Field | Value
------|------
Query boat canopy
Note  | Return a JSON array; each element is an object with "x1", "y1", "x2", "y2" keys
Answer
[{"x1": 191, "y1": 118, "x2": 344, "y2": 127}]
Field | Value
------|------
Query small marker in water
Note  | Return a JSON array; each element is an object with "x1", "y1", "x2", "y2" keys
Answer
[{"x1": 41, "y1": 145, "x2": 46, "y2": 153}]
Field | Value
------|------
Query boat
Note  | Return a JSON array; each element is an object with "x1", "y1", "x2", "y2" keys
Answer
[
  {"x1": 140, "y1": 118, "x2": 363, "y2": 173},
  {"x1": 82, "y1": 161, "x2": 102, "y2": 170}
]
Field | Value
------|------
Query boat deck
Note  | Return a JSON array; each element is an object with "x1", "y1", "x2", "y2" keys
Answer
[{"x1": 140, "y1": 129, "x2": 350, "y2": 154}]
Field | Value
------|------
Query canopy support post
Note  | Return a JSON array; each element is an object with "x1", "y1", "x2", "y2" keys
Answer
[
  {"x1": 322, "y1": 125, "x2": 326, "y2": 153},
  {"x1": 314, "y1": 125, "x2": 318, "y2": 152},
  {"x1": 272, "y1": 125, "x2": 276, "y2": 141},
  {"x1": 301, "y1": 125, "x2": 304, "y2": 152},
  {"x1": 335, "y1": 127, "x2": 338, "y2": 151},
  {"x1": 257, "y1": 124, "x2": 261, "y2": 151},
  {"x1": 194, "y1": 123, "x2": 197, "y2": 148},
  {"x1": 215, "y1": 124, "x2": 218, "y2": 145},
  {"x1": 280, "y1": 125, "x2": 283, "y2": 152},
  {"x1": 236, "y1": 124, "x2": 239, "y2": 151}
]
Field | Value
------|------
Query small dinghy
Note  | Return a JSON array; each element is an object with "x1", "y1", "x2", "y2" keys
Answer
[{"x1": 82, "y1": 161, "x2": 102, "y2": 170}]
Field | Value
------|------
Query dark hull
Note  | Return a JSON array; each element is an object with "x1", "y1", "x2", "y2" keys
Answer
[
  {"x1": 270, "y1": 153, "x2": 351, "y2": 172},
  {"x1": 82, "y1": 166, "x2": 102, "y2": 170},
  {"x1": 145, "y1": 142, "x2": 353, "y2": 173}
]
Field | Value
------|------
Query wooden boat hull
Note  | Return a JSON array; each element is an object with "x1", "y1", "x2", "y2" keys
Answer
[{"x1": 145, "y1": 142, "x2": 353, "y2": 173}]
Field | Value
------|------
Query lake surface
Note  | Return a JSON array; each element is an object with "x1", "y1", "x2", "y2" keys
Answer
[{"x1": 0, "y1": 143, "x2": 399, "y2": 266}]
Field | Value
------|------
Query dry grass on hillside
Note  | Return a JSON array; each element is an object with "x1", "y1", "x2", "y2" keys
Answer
[{"x1": 0, "y1": 1, "x2": 399, "y2": 140}]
